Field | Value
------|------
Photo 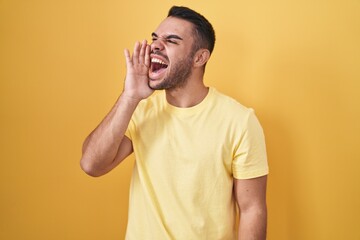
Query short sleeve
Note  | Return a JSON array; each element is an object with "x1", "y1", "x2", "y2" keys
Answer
[
  {"x1": 124, "y1": 117, "x2": 135, "y2": 141},
  {"x1": 232, "y1": 110, "x2": 269, "y2": 179}
]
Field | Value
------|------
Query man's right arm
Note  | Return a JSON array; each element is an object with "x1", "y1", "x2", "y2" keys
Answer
[{"x1": 80, "y1": 40, "x2": 152, "y2": 177}]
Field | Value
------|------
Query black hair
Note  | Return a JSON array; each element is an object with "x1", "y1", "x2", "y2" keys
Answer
[{"x1": 167, "y1": 6, "x2": 216, "y2": 54}]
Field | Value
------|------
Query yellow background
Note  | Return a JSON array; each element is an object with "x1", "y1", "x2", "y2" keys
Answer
[{"x1": 1, "y1": 0, "x2": 359, "y2": 239}]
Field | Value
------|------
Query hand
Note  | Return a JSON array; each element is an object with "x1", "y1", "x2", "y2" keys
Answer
[{"x1": 123, "y1": 40, "x2": 154, "y2": 101}]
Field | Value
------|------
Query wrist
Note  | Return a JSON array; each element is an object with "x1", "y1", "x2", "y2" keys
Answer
[{"x1": 120, "y1": 92, "x2": 143, "y2": 106}]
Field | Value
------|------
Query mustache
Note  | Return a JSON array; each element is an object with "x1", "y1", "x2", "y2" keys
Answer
[{"x1": 151, "y1": 50, "x2": 169, "y2": 62}]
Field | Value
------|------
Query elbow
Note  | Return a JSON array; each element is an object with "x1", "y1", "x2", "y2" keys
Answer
[{"x1": 80, "y1": 156, "x2": 104, "y2": 177}]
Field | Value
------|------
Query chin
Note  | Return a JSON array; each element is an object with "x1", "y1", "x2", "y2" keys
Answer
[{"x1": 148, "y1": 79, "x2": 164, "y2": 90}]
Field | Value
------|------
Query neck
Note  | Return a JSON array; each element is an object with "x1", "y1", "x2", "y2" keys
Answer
[{"x1": 165, "y1": 76, "x2": 209, "y2": 108}]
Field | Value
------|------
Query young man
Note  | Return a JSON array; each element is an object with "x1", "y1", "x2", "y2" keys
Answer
[{"x1": 81, "y1": 6, "x2": 268, "y2": 240}]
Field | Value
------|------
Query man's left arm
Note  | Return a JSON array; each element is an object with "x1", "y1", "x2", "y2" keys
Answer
[{"x1": 234, "y1": 175, "x2": 268, "y2": 240}]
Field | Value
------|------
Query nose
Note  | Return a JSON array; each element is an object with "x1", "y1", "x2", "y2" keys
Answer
[{"x1": 151, "y1": 38, "x2": 165, "y2": 52}]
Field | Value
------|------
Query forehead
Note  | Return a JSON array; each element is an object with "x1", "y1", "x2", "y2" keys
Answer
[{"x1": 153, "y1": 17, "x2": 194, "y2": 38}]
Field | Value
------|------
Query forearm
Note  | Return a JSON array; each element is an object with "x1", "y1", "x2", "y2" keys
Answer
[
  {"x1": 238, "y1": 206, "x2": 267, "y2": 240},
  {"x1": 80, "y1": 93, "x2": 139, "y2": 176},
  {"x1": 81, "y1": 40, "x2": 152, "y2": 176}
]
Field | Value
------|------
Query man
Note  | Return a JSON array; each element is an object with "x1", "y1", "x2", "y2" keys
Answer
[{"x1": 81, "y1": 6, "x2": 268, "y2": 240}]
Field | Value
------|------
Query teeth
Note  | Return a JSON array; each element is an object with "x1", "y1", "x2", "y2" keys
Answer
[{"x1": 151, "y1": 58, "x2": 167, "y2": 65}]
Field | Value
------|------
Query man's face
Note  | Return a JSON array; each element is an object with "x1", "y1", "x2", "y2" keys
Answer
[{"x1": 149, "y1": 17, "x2": 196, "y2": 90}]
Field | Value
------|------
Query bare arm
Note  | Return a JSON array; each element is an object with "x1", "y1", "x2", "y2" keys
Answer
[
  {"x1": 234, "y1": 175, "x2": 268, "y2": 240},
  {"x1": 80, "y1": 40, "x2": 153, "y2": 177}
]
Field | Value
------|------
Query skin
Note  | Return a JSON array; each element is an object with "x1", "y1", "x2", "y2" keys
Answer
[
  {"x1": 80, "y1": 16, "x2": 267, "y2": 240},
  {"x1": 148, "y1": 33, "x2": 194, "y2": 90},
  {"x1": 235, "y1": 176, "x2": 268, "y2": 240}
]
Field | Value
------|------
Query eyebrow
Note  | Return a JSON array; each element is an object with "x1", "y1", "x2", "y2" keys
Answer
[{"x1": 151, "y1": 32, "x2": 183, "y2": 40}]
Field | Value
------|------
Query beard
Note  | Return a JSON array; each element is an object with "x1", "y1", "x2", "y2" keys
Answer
[{"x1": 149, "y1": 54, "x2": 194, "y2": 90}]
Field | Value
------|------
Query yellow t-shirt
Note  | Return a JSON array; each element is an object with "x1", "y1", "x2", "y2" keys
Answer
[{"x1": 125, "y1": 87, "x2": 268, "y2": 239}]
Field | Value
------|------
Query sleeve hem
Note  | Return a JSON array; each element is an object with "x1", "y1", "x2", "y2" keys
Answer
[{"x1": 233, "y1": 167, "x2": 269, "y2": 180}]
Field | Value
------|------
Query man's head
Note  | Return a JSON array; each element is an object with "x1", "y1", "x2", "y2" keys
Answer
[
  {"x1": 167, "y1": 6, "x2": 216, "y2": 55},
  {"x1": 148, "y1": 6, "x2": 215, "y2": 90}
]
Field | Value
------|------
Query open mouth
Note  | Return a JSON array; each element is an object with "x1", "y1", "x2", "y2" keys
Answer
[{"x1": 150, "y1": 57, "x2": 168, "y2": 73}]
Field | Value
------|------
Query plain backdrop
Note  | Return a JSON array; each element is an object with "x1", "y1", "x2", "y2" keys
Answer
[{"x1": 1, "y1": 0, "x2": 359, "y2": 239}]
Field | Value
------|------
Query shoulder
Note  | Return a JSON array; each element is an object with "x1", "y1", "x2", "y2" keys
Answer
[
  {"x1": 134, "y1": 90, "x2": 165, "y2": 113},
  {"x1": 210, "y1": 88, "x2": 254, "y2": 118},
  {"x1": 209, "y1": 88, "x2": 265, "y2": 135},
  {"x1": 132, "y1": 91, "x2": 165, "y2": 120},
  {"x1": 138, "y1": 90, "x2": 164, "y2": 108}
]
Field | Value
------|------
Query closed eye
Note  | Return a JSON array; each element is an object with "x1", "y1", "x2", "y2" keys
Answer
[
  {"x1": 151, "y1": 38, "x2": 178, "y2": 45},
  {"x1": 166, "y1": 39, "x2": 178, "y2": 44},
  {"x1": 151, "y1": 32, "x2": 182, "y2": 45}
]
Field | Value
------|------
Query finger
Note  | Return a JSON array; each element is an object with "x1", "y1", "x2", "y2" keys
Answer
[
  {"x1": 124, "y1": 48, "x2": 132, "y2": 67},
  {"x1": 139, "y1": 40, "x2": 147, "y2": 64},
  {"x1": 132, "y1": 41, "x2": 140, "y2": 64},
  {"x1": 144, "y1": 44, "x2": 151, "y2": 67}
]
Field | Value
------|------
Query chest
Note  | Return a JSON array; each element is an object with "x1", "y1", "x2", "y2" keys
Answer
[{"x1": 133, "y1": 112, "x2": 235, "y2": 175}]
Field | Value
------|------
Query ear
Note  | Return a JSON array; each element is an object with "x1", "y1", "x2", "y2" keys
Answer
[{"x1": 193, "y1": 49, "x2": 211, "y2": 68}]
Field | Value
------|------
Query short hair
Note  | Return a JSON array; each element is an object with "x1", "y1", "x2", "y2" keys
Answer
[{"x1": 167, "y1": 6, "x2": 216, "y2": 54}]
